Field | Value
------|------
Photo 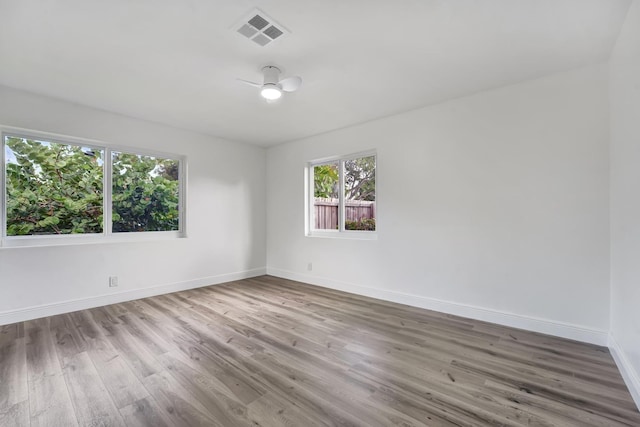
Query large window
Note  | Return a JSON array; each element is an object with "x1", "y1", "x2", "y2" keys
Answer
[
  {"x1": 2, "y1": 130, "x2": 185, "y2": 244},
  {"x1": 309, "y1": 152, "x2": 376, "y2": 235}
]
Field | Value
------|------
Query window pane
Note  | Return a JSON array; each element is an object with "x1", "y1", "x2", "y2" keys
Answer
[
  {"x1": 344, "y1": 156, "x2": 376, "y2": 231},
  {"x1": 4, "y1": 136, "x2": 104, "y2": 236},
  {"x1": 112, "y1": 151, "x2": 180, "y2": 232},
  {"x1": 312, "y1": 162, "x2": 339, "y2": 230}
]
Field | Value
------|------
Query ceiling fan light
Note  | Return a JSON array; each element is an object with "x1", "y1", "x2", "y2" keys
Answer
[{"x1": 261, "y1": 85, "x2": 282, "y2": 100}]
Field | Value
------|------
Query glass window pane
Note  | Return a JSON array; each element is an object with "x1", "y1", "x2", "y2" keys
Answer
[
  {"x1": 111, "y1": 151, "x2": 180, "y2": 232},
  {"x1": 4, "y1": 135, "x2": 104, "y2": 236},
  {"x1": 312, "y1": 162, "x2": 339, "y2": 230},
  {"x1": 344, "y1": 156, "x2": 376, "y2": 231}
]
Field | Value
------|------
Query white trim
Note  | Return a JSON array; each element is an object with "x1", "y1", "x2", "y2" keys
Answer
[
  {"x1": 306, "y1": 230, "x2": 378, "y2": 240},
  {"x1": 266, "y1": 268, "x2": 609, "y2": 346},
  {"x1": 338, "y1": 159, "x2": 345, "y2": 232},
  {"x1": 0, "y1": 267, "x2": 266, "y2": 325},
  {"x1": 308, "y1": 149, "x2": 377, "y2": 165},
  {"x1": 0, "y1": 230, "x2": 184, "y2": 249},
  {"x1": 608, "y1": 333, "x2": 640, "y2": 410},
  {"x1": 0, "y1": 129, "x2": 5, "y2": 243}
]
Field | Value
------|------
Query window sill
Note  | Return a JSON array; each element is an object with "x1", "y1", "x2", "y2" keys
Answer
[
  {"x1": 0, "y1": 231, "x2": 186, "y2": 249},
  {"x1": 306, "y1": 230, "x2": 378, "y2": 240}
]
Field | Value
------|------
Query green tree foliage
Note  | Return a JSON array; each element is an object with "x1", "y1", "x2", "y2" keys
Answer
[
  {"x1": 313, "y1": 157, "x2": 376, "y2": 200},
  {"x1": 5, "y1": 137, "x2": 103, "y2": 235},
  {"x1": 344, "y1": 156, "x2": 376, "y2": 201},
  {"x1": 4, "y1": 137, "x2": 180, "y2": 236},
  {"x1": 313, "y1": 163, "x2": 339, "y2": 198},
  {"x1": 111, "y1": 152, "x2": 179, "y2": 232},
  {"x1": 345, "y1": 218, "x2": 376, "y2": 230}
]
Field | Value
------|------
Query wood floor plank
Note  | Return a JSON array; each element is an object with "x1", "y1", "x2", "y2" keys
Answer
[
  {"x1": 62, "y1": 351, "x2": 126, "y2": 427},
  {"x1": 156, "y1": 352, "x2": 256, "y2": 426},
  {"x1": 483, "y1": 379, "x2": 634, "y2": 427},
  {"x1": 86, "y1": 307, "x2": 163, "y2": 380},
  {"x1": 142, "y1": 297, "x2": 267, "y2": 404},
  {"x1": 0, "y1": 335, "x2": 27, "y2": 411},
  {"x1": 246, "y1": 393, "x2": 332, "y2": 427},
  {"x1": 141, "y1": 371, "x2": 223, "y2": 427},
  {"x1": 0, "y1": 400, "x2": 28, "y2": 427},
  {"x1": 28, "y1": 373, "x2": 79, "y2": 427},
  {"x1": 3, "y1": 275, "x2": 639, "y2": 426},
  {"x1": 82, "y1": 308, "x2": 152, "y2": 408},
  {"x1": 25, "y1": 318, "x2": 62, "y2": 380},
  {"x1": 118, "y1": 397, "x2": 175, "y2": 427},
  {"x1": 25, "y1": 317, "x2": 79, "y2": 427}
]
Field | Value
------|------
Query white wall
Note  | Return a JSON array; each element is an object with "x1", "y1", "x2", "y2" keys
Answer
[
  {"x1": 609, "y1": 0, "x2": 640, "y2": 407},
  {"x1": 0, "y1": 85, "x2": 266, "y2": 323},
  {"x1": 266, "y1": 64, "x2": 611, "y2": 344}
]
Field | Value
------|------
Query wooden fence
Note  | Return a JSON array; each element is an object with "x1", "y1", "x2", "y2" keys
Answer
[{"x1": 314, "y1": 198, "x2": 376, "y2": 230}]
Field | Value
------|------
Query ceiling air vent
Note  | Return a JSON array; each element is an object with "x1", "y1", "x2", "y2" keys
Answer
[{"x1": 233, "y1": 9, "x2": 289, "y2": 47}]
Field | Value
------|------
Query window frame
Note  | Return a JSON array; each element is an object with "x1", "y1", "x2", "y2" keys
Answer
[
  {"x1": 1, "y1": 127, "x2": 187, "y2": 247},
  {"x1": 306, "y1": 150, "x2": 377, "y2": 240}
]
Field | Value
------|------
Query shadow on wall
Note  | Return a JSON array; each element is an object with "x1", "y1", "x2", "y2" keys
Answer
[{"x1": 177, "y1": 143, "x2": 266, "y2": 279}]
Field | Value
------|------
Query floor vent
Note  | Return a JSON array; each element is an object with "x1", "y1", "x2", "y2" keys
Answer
[{"x1": 233, "y1": 9, "x2": 289, "y2": 47}]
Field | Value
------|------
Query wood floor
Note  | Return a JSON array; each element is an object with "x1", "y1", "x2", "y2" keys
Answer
[{"x1": 1, "y1": 276, "x2": 639, "y2": 426}]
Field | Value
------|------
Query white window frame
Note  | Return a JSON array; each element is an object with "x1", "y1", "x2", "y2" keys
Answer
[
  {"x1": 306, "y1": 150, "x2": 377, "y2": 240},
  {"x1": 1, "y1": 126, "x2": 187, "y2": 247}
]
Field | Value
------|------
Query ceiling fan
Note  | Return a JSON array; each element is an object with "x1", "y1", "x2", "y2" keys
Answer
[{"x1": 238, "y1": 65, "x2": 302, "y2": 102}]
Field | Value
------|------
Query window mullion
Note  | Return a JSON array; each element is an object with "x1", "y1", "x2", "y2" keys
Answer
[
  {"x1": 179, "y1": 158, "x2": 186, "y2": 236},
  {"x1": 104, "y1": 147, "x2": 112, "y2": 236},
  {"x1": 339, "y1": 160, "x2": 345, "y2": 232},
  {"x1": 309, "y1": 165, "x2": 315, "y2": 233},
  {"x1": 1, "y1": 134, "x2": 5, "y2": 242}
]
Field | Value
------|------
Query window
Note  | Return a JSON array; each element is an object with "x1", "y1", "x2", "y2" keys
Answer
[
  {"x1": 4, "y1": 136, "x2": 104, "y2": 236},
  {"x1": 111, "y1": 151, "x2": 180, "y2": 233},
  {"x1": 308, "y1": 152, "x2": 376, "y2": 235},
  {"x1": 2, "y1": 130, "x2": 185, "y2": 244}
]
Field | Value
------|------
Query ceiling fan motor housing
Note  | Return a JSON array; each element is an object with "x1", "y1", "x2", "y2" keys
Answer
[{"x1": 262, "y1": 66, "x2": 281, "y2": 86}]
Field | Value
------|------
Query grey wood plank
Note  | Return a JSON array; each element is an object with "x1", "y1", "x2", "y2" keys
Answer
[
  {"x1": 62, "y1": 351, "x2": 126, "y2": 427},
  {"x1": 140, "y1": 297, "x2": 267, "y2": 404},
  {"x1": 0, "y1": 335, "x2": 27, "y2": 411},
  {"x1": 156, "y1": 352, "x2": 255, "y2": 426},
  {"x1": 80, "y1": 308, "x2": 150, "y2": 408},
  {"x1": 118, "y1": 397, "x2": 174, "y2": 427},
  {"x1": 84, "y1": 308, "x2": 162, "y2": 380},
  {"x1": 246, "y1": 393, "x2": 332, "y2": 427},
  {"x1": 25, "y1": 317, "x2": 79, "y2": 427},
  {"x1": 25, "y1": 318, "x2": 62, "y2": 380},
  {"x1": 4, "y1": 275, "x2": 640, "y2": 426},
  {"x1": 28, "y1": 373, "x2": 79, "y2": 427},
  {"x1": 0, "y1": 400, "x2": 29, "y2": 427},
  {"x1": 140, "y1": 371, "x2": 223, "y2": 427}
]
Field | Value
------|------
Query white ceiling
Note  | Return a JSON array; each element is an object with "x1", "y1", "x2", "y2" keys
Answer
[{"x1": 0, "y1": 0, "x2": 631, "y2": 147}]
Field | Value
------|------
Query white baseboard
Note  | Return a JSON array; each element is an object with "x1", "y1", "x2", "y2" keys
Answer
[
  {"x1": 266, "y1": 268, "x2": 609, "y2": 346},
  {"x1": 609, "y1": 333, "x2": 640, "y2": 410},
  {"x1": 0, "y1": 267, "x2": 266, "y2": 325}
]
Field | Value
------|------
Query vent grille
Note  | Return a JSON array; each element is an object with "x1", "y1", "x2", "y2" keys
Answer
[
  {"x1": 263, "y1": 25, "x2": 283, "y2": 40},
  {"x1": 251, "y1": 34, "x2": 271, "y2": 46},
  {"x1": 234, "y1": 9, "x2": 289, "y2": 47},
  {"x1": 237, "y1": 24, "x2": 257, "y2": 38},
  {"x1": 248, "y1": 15, "x2": 269, "y2": 30}
]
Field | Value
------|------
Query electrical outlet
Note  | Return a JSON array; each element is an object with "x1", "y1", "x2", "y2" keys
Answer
[
  {"x1": 307, "y1": 262, "x2": 313, "y2": 271},
  {"x1": 109, "y1": 276, "x2": 119, "y2": 287}
]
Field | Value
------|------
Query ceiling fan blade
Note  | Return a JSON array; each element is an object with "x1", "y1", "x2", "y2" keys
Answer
[
  {"x1": 279, "y1": 76, "x2": 302, "y2": 92},
  {"x1": 237, "y1": 78, "x2": 261, "y2": 88}
]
